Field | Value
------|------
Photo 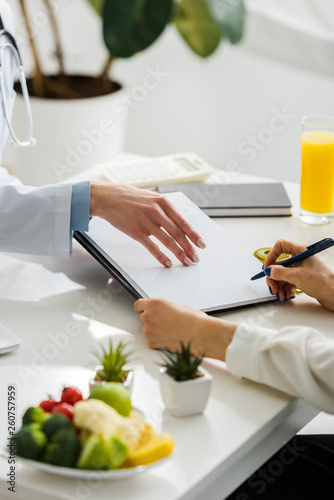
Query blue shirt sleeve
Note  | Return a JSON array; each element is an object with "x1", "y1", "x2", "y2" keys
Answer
[{"x1": 70, "y1": 181, "x2": 91, "y2": 232}]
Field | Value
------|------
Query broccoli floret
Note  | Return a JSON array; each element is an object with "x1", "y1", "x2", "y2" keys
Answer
[
  {"x1": 29, "y1": 422, "x2": 42, "y2": 431},
  {"x1": 107, "y1": 435, "x2": 129, "y2": 469},
  {"x1": 13, "y1": 425, "x2": 47, "y2": 460},
  {"x1": 41, "y1": 413, "x2": 73, "y2": 440},
  {"x1": 77, "y1": 434, "x2": 129, "y2": 470},
  {"x1": 77, "y1": 435, "x2": 109, "y2": 470},
  {"x1": 22, "y1": 406, "x2": 51, "y2": 426},
  {"x1": 44, "y1": 429, "x2": 81, "y2": 468}
]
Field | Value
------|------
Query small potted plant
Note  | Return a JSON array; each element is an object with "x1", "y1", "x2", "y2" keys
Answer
[
  {"x1": 89, "y1": 339, "x2": 135, "y2": 394},
  {"x1": 158, "y1": 341, "x2": 212, "y2": 418}
]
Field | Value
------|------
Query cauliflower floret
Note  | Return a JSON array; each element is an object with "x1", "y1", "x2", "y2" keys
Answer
[
  {"x1": 74, "y1": 399, "x2": 121, "y2": 435},
  {"x1": 74, "y1": 400, "x2": 148, "y2": 450},
  {"x1": 116, "y1": 410, "x2": 148, "y2": 450}
]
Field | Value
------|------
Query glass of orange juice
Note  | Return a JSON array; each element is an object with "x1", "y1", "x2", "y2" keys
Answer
[{"x1": 300, "y1": 115, "x2": 334, "y2": 225}]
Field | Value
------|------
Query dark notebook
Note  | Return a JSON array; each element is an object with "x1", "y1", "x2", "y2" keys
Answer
[{"x1": 157, "y1": 182, "x2": 292, "y2": 217}]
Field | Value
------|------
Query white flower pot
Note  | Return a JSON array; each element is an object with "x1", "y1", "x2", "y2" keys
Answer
[
  {"x1": 158, "y1": 366, "x2": 212, "y2": 418},
  {"x1": 3, "y1": 85, "x2": 127, "y2": 186},
  {"x1": 89, "y1": 365, "x2": 134, "y2": 395}
]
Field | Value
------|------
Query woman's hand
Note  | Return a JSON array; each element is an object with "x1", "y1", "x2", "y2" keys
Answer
[
  {"x1": 264, "y1": 239, "x2": 334, "y2": 311},
  {"x1": 90, "y1": 182, "x2": 206, "y2": 268},
  {"x1": 134, "y1": 298, "x2": 237, "y2": 361}
]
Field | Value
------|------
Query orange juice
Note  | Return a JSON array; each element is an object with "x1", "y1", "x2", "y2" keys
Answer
[{"x1": 301, "y1": 131, "x2": 334, "y2": 214}]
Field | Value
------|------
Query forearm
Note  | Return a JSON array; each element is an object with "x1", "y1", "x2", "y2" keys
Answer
[
  {"x1": 315, "y1": 269, "x2": 334, "y2": 311},
  {"x1": 197, "y1": 315, "x2": 237, "y2": 361}
]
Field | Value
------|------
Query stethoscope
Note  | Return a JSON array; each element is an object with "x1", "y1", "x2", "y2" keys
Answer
[{"x1": 0, "y1": 14, "x2": 35, "y2": 147}]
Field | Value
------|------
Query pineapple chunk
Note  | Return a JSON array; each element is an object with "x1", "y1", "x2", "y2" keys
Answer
[{"x1": 122, "y1": 432, "x2": 174, "y2": 467}]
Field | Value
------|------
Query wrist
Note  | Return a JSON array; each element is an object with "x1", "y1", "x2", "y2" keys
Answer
[
  {"x1": 90, "y1": 181, "x2": 115, "y2": 219},
  {"x1": 90, "y1": 182, "x2": 98, "y2": 217},
  {"x1": 318, "y1": 270, "x2": 334, "y2": 311},
  {"x1": 90, "y1": 182, "x2": 103, "y2": 218},
  {"x1": 198, "y1": 316, "x2": 237, "y2": 362}
]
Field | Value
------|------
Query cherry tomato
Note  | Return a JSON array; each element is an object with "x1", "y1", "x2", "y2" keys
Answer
[
  {"x1": 39, "y1": 398, "x2": 59, "y2": 413},
  {"x1": 51, "y1": 402, "x2": 74, "y2": 421},
  {"x1": 60, "y1": 387, "x2": 83, "y2": 405}
]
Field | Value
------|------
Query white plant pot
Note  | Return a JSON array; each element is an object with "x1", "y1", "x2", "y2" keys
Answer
[
  {"x1": 158, "y1": 366, "x2": 212, "y2": 418},
  {"x1": 3, "y1": 85, "x2": 127, "y2": 186},
  {"x1": 89, "y1": 365, "x2": 134, "y2": 395}
]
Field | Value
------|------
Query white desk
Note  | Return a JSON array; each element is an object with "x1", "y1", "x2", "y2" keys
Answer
[{"x1": 0, "y1": 179, "x2": 333, "y2": 500}]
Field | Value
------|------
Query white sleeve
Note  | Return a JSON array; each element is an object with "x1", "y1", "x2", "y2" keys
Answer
[
  {"x1": 0, "y1": 167, "x2": 73, "y2": 257},
  {"x1": 226, "y1": 322, "x2": 334, "y2": 414},
  {"x1": 0, "y1": 4, "x2": 73, "y2": 257}
]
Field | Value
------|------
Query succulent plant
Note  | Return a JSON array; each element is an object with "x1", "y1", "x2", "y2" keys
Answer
[
  {"x1": 158, "y1": 341, "x2": 204, "y2": 382},
  {"x1": 92, "y1": 339, "x2": 134, "y2": 383}
]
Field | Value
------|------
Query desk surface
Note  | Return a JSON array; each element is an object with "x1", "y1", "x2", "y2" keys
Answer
[{"x1": 0, "y1": 178, "x2": 332, "y2": 500}]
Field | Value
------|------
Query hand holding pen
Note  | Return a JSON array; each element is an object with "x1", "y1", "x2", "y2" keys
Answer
[{"x1": 254, "y1": 239, "x2": 334, "y2": 311}]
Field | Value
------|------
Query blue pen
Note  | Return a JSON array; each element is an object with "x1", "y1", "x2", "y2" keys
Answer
[{"x1": 251, "y1": 237, "x2": 334, "y2": 281}]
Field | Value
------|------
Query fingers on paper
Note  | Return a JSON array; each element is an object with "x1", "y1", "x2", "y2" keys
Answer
[
  {"x1": 153, "y1": 227, "x2": 197, "y2": 266},
  {"x1": 140, "y1": 237, "x2": 174, "y2": 268},
  {"x1": 158, "y1": 219, "x2": 199, "y2": 262},
  {"x1": 136, "y1": 195, "x2": 206, "y2": 267},
  {"x1": 160, "y1": 197, "x2": 205, "y2": 249}
]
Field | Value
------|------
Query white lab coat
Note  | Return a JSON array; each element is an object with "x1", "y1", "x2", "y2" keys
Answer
[
  {"x1": 226, "y1": 323, "x2": 334, "y2": 414},
  {"x1": 0, "y1": 0, "x2": 73, "y2": 257}
]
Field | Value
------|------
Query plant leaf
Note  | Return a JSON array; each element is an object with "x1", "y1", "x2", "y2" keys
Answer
[
  {"x1": 174, "y1": 0, "x2": 221, "y2": 58},
  {"x1": 86, "y1": 0, "x2": 104, "y2": 16},
  {"x1": 103, "y1": 0, "x2": 173, "y2": 58},
  {"x1": 207, "y1": 0, "x2": 246, "y2": 44},
  {"x1": 158, "y1": 341, "x2": 203, "y2": 381},
  {"x1": 91, "y1": 339, "x2": 134, "y2": 382}
]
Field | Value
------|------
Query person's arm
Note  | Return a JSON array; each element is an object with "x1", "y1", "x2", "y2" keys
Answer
[
  {"x1": 226, "y1": 323, "x2": 334, "y2": 414},
  {"x1": 0, "y1": 168, "x2": 73, "y2": 257},
  {"x1": 135, "y1": 298, "x2": 237, "y2": 359},
  {"x1": 135, "y1": 297, "x2": 334, "y2": 413},
  {"x1": 0, "y1": 168, "x2": 205, "y2": 263},
  {"x1": 72, "y1": 180, "x2": 205, "y2": 268},
  {"x1": 135, "y1": 235, "x2": 334, "y2": 413},
  {"x1": 1, "y1": 3, "x2": 205, "y2": 263}
]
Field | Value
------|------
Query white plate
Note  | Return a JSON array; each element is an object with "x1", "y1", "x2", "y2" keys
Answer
[
  {"x1": 16, "y1": 454, "x2": 169, "y2": 479},
  {"x1": 1, "y1": 406, "x2": 171, "y2": 480}
]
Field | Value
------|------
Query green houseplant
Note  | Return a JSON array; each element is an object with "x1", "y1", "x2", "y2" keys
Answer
[
  {"x1": 158, "y1": 341, "x2": 212, "y2": 417},
  {"x1": 17, "y1": 0, "x2": 246, "y2": 99},
  {"x1": 9, "y1": 0, "x2": 245, "y2": 185},
  {"x1": 89, "y1": 339, "x2": 135, "y2": 394}
]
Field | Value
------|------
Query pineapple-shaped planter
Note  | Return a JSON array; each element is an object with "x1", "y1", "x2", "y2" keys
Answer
[
  {"x1": 158, "y1": 342, "x2": 212, "y2": 418},
  {"x1": 89, "y1": 340, "x2": 134, "y2": 394}
]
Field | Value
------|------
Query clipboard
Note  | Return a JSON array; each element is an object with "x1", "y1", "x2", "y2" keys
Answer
[
  {"x1": 74, "y1": 230, "x2": 141, "y2": 299},
  {"x1": 74, "y1": 192, "x2": 277, "y2": 314}
]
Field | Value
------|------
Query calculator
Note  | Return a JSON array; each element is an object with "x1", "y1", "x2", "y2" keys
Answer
[{"x1": 97, "y1": 153, "x2": 214, "y2": 188}]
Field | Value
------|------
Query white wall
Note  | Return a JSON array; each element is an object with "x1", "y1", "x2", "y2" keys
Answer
[{"x1": 10, "y1": 0, "x2": 334, "y2": 183}]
